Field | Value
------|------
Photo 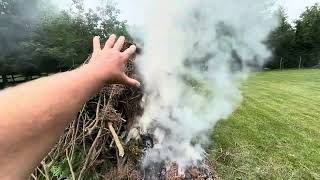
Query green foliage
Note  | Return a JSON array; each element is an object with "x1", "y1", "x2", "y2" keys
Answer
[
  {"x1": 267, "y1": 4, "x2": 320, "y2": 69},
  {"x1": 266, "y1": 8, "x2": 296, "y2": 68},
  {"x1": 0, "y1": 0, "x2": 130, "y2": 82},
  {"x1": 50, "y1": 158, "x2": 70, "y2": 178},
  {"x1": 295, "y1": 3, "x2": 320, "y2": 67},
  {"x1": 0, "y1": 0, "x2": 41, "y2": 77},
  {"x1": 43, "y1": 147, "x2": 102, "y2": 179},
  {"x1": 49, "y1": 148, "x2": 85, "y2": 179},
  {"x1": 25, "y1": 0, "x2": 131, "y2": 71},
  {"x1": 26, "y1": 11, "x2": 85, "y2": 71}
]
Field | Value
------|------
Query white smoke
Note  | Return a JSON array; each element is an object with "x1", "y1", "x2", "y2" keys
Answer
[{"x1": 130, "y1": 0, "x2": 278, "y2": 170}]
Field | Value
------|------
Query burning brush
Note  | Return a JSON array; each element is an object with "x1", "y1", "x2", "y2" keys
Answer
[
  {"x1": 125, "y1": 132, "x2": 218, "y2": 180},
  {"x1": 120, "y1": 41, "x2": 218, "y2": 180}
]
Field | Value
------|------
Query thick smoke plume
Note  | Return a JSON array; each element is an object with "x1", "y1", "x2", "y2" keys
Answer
[{"x1": 131, "y1": 0, "x2": 278, "y2": 170}]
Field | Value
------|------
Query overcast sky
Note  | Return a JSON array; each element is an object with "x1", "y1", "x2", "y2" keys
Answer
[
  {"x1": 276, "y1": 0, "x2": 320, "y2": 22},
  {"x1": 55, "y1": 0, "x2": 320, "y2": 24}
]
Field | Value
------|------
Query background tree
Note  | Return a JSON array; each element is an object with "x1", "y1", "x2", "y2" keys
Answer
[
  {"x1": 0, "y1": 0, "x2": 131, "y2": 88},
  {"x1": 0, "y1": 0, "x2": 41, "y2": 85},
  {"x1": 295, "y1": 3, "x2": 320, "y2": 67},
  {"x1": 266, "y1": 3, "x2": 320, "y2": 69},
  {"x1": 266, "y1": 8, "x2": 296, "y2": 69},
  {"x1": 25, "y1": 0, "x2": 131, "y2": 72}
]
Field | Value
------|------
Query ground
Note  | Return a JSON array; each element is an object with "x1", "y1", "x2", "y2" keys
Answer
[{"x1": 210, "y1": 69, "x2": 320, "y2": 179}]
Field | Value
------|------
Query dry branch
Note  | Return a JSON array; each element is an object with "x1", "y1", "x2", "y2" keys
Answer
[
  {"x1": 27, "y1": 49, "x2": 142, "y2": 179},
  {"x1": 66, "y1": 149, "x2": 76, "y2": 180},
  {"x1": 78, "y1": 127, "x2": 103, "y2": 180},
  {"x1": 40, "y1": 161, "x2": 50, "y2": 180},
  {"x1": 108, "y1": 122, "x2": 125, "y2": 157}
]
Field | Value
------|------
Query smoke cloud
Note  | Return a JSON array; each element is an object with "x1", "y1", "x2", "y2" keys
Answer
[{"x1": 130, "y1": 0, "x2": 278, "y2": 171}]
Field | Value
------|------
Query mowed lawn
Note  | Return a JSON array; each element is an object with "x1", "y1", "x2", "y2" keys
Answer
[{"x1": 210, "y1": 70, "x2": 320, "y2": 179}]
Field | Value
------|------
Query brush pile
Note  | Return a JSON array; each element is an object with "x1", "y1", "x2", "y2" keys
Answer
[
  {"x1": 30, "y1": 51, "x2": 217, "y2": 180},
  {"x1": 30, "y1": 56, "x2": 144, "y2": 179}
]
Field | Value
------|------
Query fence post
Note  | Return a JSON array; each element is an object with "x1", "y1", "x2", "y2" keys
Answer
[
  {"x1": 299, "y1": 56, "x2": 302, "y2": 69},
  {"x1": 280, "y1": 57, "x2": 283, "y2": 70},
  {"x1": 11, "y1": 74, "x2": 15, "y2": 83},
  {"x1": 1, "y1": 74, "x2": 8, "y2": 85}
]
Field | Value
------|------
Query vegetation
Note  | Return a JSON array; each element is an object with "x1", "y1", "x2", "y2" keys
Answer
[
  {"x1": 0, "y1": 0, "x2": 41, "y2": 85},
  {"x1": 211, "y1": 69, "x2": 320, "y2": 179},
  {"x1": 0, "y1": 0, "x2": 130, "y2": 87},
  {"x1": 267, "y1": 4, "x2": 320, "y2": 69}
]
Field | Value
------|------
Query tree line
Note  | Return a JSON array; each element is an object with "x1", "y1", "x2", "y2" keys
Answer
[
  {"x1": 266, "y1": 4, "x2": 320, "y2": 69},
  {"x1": 0, "y1": 0, "x2": 131, "y2": 86}
]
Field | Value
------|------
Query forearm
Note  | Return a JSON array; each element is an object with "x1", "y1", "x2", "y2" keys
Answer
[
  {"x1": 0, "y1": 35, "x2": 138, "y2": 179},
  {"x1": 0, "y1": 64, "x2": 103, "y2": 179}
]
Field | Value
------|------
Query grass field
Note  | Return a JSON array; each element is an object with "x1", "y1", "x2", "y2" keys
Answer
[{"x1": 210, "y1": 70, "x2": 320, "y2": 179}]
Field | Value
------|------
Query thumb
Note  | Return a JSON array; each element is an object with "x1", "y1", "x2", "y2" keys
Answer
[{"x1": 122, "y1": 74, "x2": 141, "y2": 88}]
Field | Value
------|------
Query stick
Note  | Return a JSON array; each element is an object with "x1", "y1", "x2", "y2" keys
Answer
[
  {"x1": 31, "y1": 174, "x2": 37, "y2": 180},
  {"x1": 37, "y1": 167, "x2": 46, "y2": 178},
  {"x1": 108, "y1": 122, "x2": 125, "y2": 157},
  {"x1": 40, "y1": 161, "x2": 50, "y2": 180},
  {"x1": 78, "y1": 128, "x2": 102, "y2": 180},
  {"x1": 66, "y1": 149, "x2": 76, "y2": 180},
  {"x1": 87, "y1": 95, "x2": 102, "y2": 134}
]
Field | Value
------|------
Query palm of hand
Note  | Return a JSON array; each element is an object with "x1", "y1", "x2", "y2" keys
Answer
[{"x1": 89, "y1": 35, "x2": 140, "y2": 87}]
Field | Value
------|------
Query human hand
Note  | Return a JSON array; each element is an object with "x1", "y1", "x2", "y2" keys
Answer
[{"x1": 87, "y1": 35, "x2": 140, "y2": 87}]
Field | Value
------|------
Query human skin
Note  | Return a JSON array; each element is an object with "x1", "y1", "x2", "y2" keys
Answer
[{"x1": 0, "y1": 35, "x2": 140, "y2": 180}]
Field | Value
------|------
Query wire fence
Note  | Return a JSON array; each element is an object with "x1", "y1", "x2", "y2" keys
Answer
[
  {"x1": 0, "y1": 73, "x2": 49, "y2": 89},
  {"x1": 274, "y1": 55, "x2": 320, "y2": 70}
]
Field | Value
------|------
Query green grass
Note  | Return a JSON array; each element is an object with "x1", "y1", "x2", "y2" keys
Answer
[{"x1": 210, "y1": 69, "x2": 320, "y2": 179}]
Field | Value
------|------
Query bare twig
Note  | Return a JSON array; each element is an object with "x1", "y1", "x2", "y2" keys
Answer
[
  {"x1": 30, "y1": 174, "x2": 37, "y2": 180},
  {"x1": 71, "y1": 117, "x2": 80, "y2": 160},
  {"x1": 78, "y1": 127, "x2": 102, "y2": 180},
  {"x1": 110, "y1": 122, "x2": 123, "y2": 147},
  {"x1": 66, "y1": 149, "x2": 76, "y2": 180},
  {"x1": 82, "y1": 112, "x2": 88, "y2": 153},
  {"x1": 87, "y1": 95, "x2": 102, "y2": 133},
  {"x1": 40, "y1": 161, "x2": 50, "y2": 180},
  {"x1": 108, "y1": 122, "x2": 125, "y2": 157},
  {"x1": 37, "y1": 167, "x2": 46, "y2": 178}
]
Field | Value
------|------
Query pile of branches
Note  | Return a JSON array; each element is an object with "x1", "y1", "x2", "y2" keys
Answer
[
  {"x1": 30, "y1": 56, "x2": 144, "y2": 179},
  {"x1": 30, "y1": 45, "x2": 218, "y2": 179}
]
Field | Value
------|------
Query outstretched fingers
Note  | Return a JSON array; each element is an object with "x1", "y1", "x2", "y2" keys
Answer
[
  {"x1": 114, "y1": 36, "x2": 126, "y2": 51},
  {"x1": 104, "y1": 34, "x2": 117, "y2": 50},
  {"x1": 91, "y1": 34, "x2": 140, "y2": 88},
  {"x1": 122, "y1": 45, "x2": 137, "y2": 61},
  {"x1": 93, "y1": 36, "x2": 101, "y2": 52},
  {"x1": 122, "y1": 74, "x2": 141, "y2": 88}
]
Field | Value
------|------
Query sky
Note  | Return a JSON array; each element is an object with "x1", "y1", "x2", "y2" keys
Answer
[
  {"x1": 55, "y1": 0, "x2": 320, "y2": 24},
  {"x1": 276, "y1": 0, "x2": 320, "y2": 22},
  {"x1": 115, "y1": 0, "x2": 320, "y2": 24}
]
